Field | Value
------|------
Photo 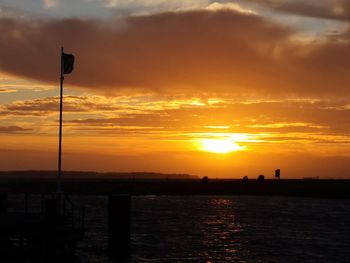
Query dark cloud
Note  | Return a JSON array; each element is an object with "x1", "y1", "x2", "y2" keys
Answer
[
  {"x1": 0, "y1": 10, "x2": 349, "y2": 96},
  {"x1": 0, "y1": 95, "x2": 121, "y2": 115},
  {"x1": 0, "y1": 125, "x2": 31, "y2": 133},
  {"x1": 3, "y1": 94, "x2": 350, "y2": 135},
  {"x1": 0, "y1": 87, "x2": 16, "y2": 93},
  {"x1": 64, "y1": 100, "x2": 350, "y2": 135}
]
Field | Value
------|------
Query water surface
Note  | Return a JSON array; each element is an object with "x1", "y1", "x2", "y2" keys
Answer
[{"x1": 70, "y1": 195, "x2": 350, "y2": 262}]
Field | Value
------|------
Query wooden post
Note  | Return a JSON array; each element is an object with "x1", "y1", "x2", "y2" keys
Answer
[{"x1": 108, "y1": 195, "x2": 131, "y2": 258}]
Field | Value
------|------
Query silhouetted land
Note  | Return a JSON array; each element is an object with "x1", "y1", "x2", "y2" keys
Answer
[
  {"x1": 0, "y1": 170, "x2": 197, "y2": 180},
  {"x1": 0, "y1": 171, "x2": 349, "y2": 199}
]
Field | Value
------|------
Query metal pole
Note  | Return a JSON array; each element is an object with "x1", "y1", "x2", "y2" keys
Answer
[{"x1": 57, "y1": 47, "x2": 64, "y2": 193}]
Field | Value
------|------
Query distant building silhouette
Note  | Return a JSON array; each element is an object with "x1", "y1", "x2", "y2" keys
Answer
[
  {"x1": 275, "y1": 169, "x2": 280, "y2": 179},
  {"x1": 243, "y1": 176, "x2": 248, "y2": 183},
  {"x1": 202, "y1": 176, "x2": 209, "y2": 184},
  {"x1": 258, "y1": 174, "x2": 265, "y2": 183}
]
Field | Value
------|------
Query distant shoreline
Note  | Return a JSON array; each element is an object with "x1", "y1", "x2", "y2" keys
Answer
[
  {"x1": 0, "y1": 170, "x2": 198, "y2": 180},
  {"x1": 0, "y1": 176, "x2": 349, "y2": 199}
]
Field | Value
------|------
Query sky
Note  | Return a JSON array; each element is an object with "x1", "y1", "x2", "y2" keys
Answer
[{"x1": 1, "y1": 0, "x2": 350, "y2": 178}]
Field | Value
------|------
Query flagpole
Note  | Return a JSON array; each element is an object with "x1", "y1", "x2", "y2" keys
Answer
[{"x1": 57, "y1": 46, "x2": 64, "y2": 193}]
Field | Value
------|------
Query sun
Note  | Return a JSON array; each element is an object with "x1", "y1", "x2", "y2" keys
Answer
[{"x1": 199, "y1": 138, "x2": 246, "y2": 154}]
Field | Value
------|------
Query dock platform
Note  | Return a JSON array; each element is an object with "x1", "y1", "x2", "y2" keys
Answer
[{"x1": 0, "y1": 193, "x2": 85, "y2": 262}]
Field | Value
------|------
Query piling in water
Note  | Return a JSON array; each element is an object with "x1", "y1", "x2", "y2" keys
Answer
[{"x1": 108, "y1": 194, "x2": 131, "y2": 258}]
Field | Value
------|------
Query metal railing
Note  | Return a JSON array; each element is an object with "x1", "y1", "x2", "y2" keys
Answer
[{"x1": 14, "y1": 192, "x2": 85, "y2": 231}]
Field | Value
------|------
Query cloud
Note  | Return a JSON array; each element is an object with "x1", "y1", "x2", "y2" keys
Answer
[
  {"x1": 0, "y1": 10, "x2": 349, "y2": 97},
  {"x1": 43, "y1": 0, "x2": 59, "y2": 9},
  {"x1": 0, "y1": 95, "x2": 122, "y2": 116},
  {"x1": 0, "y1": 5, "x2": 28, "y2": 19},
  {"x1": 0, "y1": 125, "x2": 31, "y2": 133},
  {"x1": 2, "y1": 94, "x2": 350, "y2": 141},
  {"x1": 103, "y1": 0, "x2": 211, "y2": 13},
  {"x1": 0, "y1": 87, "x2": 17, "y2": 93},
  {"x1": 63, "y1": 99, "x2": 350, "y2": 136},
  {"x1": 247, "y1": 0, "x2": 350, "y2": 21},
  {"x1": 3, "y1": 93, "x2": 350, "y2": 134},
  {"x1": 0, "y1": 0, "x2": 222, "y2": 20},
  {"x1": 205, "y1": 2, "x2": 256, "y2": 14}
]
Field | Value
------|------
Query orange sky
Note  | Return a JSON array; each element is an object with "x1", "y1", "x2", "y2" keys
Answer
[{"x1": 1, "y1": 1, "x2": 350, "y2": 178}]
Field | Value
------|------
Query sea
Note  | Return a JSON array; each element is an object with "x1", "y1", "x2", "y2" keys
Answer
[
  {"x1": 72, "y1": 195, "x2": 350, "y2": 263},
  {"x1": 8, "y1": 195, "x2": 350, "y2": 262}
]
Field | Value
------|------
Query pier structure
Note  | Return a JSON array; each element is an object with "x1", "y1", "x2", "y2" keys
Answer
[{"x1": 0, "y1": 193, "x2": 85, "y2": 261}]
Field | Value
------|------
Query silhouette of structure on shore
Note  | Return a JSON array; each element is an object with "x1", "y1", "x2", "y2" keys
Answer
[
  {"x1": 275, "y1": 169, "x2": 281, "y2": 179},
  {"x1": 202, "y1": 176, "x2": 209, "y2": 184},
  {"x1": 258, "y1": 175, "x2": 265, "y2": 183}
]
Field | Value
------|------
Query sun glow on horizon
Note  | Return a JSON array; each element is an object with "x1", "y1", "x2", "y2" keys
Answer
[{"x1": 199, "y1": 138, "x2": 246, "y2": 154}]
